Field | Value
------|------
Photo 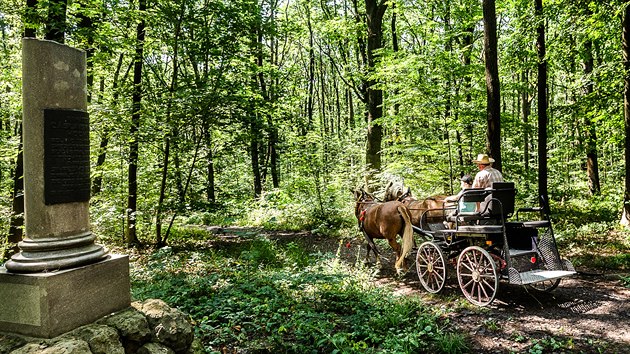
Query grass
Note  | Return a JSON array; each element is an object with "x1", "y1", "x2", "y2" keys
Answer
[{"x1": 129, "y1": 232, "x2": 469, "y2": 353}]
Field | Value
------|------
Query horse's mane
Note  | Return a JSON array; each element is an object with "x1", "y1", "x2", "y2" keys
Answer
[{"x1": 384, "y1": 181, "x2": 409, "y2": 202}]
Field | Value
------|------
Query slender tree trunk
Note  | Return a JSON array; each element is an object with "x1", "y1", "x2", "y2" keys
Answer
[
  {"x1": 203, "y1": 122, "x2": 215, "y2": 202},
  {"x1": 307, "y1": 4, "x2": 315, "y2": 132},
  {"x1": 23, "y1": 0, "x2": 38, "y2": 38},
  {"x1": 44, "y1": 0, "x2": 67, "y2": 43},
  {"x1": 583, "y1": 37, "x2": 601, "y2": 195},
  {"x1": 535, "y1": 0, "x2": 549, "y2": 203},
  {"x1": 7, "y1": 127, "x2": 23, "y2": 257},
  {"x1": 521, "y1": 69, "x2": 531, "y2": 187},
  {"x1": 157, "y1": 2, "x2": 185, "y2": 246},
  {"x1": 93, "y1": 54, "x2": 127, "y2": 195},
  {"x1": 460, "y1": 23, "x2": 474, "y2": 169},
  {"x1": 126, "y1": 0, "x2": 146, "y2": 245},
  {"x1": 482, "y1": 0, "x2": 501, "y2": 171},
  {"x1": 621, "y1": 3, "x2": 630, "y2": 226},
  {"x1": 364, "y1": 0, "x2": 387, "y2": 190},
  {"x1": 251, "y1": 119, "x2": 262, "y2": 197}
]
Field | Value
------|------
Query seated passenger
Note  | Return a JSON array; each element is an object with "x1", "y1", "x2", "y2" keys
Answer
[
  {"x1": 444, "y1": 174, "x2": 474, "y2": 228},
  {"x1": 445, "y1": 174, "x2": 474, "y2": 212}
]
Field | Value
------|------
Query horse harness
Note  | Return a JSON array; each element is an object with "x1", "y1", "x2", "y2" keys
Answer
[{"x1": 356, "y1": 200, "x2": 380, "y2": 255}]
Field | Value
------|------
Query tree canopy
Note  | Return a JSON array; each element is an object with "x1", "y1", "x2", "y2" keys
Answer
[{"x1": 0, "y1": 0, "x2": 629, "y2": 245}]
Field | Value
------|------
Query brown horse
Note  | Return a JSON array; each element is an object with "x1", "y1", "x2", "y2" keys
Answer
[
  {"x1": 383, "y1": 182, "x2": 449, "y2": 230},
  {"x1": 353, "y1": 189, "x2": 415, "y2": 273}
]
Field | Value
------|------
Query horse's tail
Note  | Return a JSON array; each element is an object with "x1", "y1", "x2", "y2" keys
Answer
[{"x1": 395, "y1": 205, "x2": 414, "y2": 270}]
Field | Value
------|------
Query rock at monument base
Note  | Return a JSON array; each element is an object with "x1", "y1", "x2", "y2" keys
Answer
[
  {"x1": 62, "y1": 325, "x2": 124, "y2": 354},
  {"x1": 1, "y1": 299, "x2": 198, "y2": 354},
  {"x1": 0, "y1": 334, "x2": 26, "y2": 353},
  {"x1": 133, "y1": 299, "x2": 194, "y2": 353},
  {"x1": 138, "y1": 342, "x2": 176, "y2": 354},
  {"x1": 10, "y1": 339, "x2": 91, "y2": 354}
]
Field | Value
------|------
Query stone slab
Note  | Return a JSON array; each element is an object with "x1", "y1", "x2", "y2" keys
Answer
[{"x1": 0, "y1": 254, "x2": 131, "y2": 338}]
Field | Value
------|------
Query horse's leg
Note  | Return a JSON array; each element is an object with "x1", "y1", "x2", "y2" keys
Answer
[{"x1": 386, "y1": 237, "x2": 403, "y2": 272}]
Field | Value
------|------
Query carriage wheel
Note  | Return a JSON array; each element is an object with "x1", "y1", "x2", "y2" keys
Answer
[
  {"x1": 528, "y1": 278, "x2": 561, "y2": 292},
  {"x1": 457, "y1": 246, "x2": 499, "y2": 306},
  {"x1": 416, "y1": 241, "x2": 447, "y2": 293}
]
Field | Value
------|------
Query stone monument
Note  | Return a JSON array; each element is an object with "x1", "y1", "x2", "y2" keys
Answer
[{"x1": 0, "y1": 38, "x2": 131, "y2": 338}]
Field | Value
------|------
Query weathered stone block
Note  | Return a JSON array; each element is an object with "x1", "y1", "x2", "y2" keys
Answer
[{"x1": 0, "y1": 255, "x2": 130, "y2": 338}]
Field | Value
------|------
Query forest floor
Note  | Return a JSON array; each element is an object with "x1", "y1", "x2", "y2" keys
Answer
[{"x1": 231, "y1": 227, "x2": 630, "y2": 354}]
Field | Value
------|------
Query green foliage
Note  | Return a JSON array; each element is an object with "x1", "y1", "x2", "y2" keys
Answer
[
  {"x1": 528, "y1": 336, "x2": 574, "y2": 354},
  {"x1": 131, "y1": 232, "x2": 461, "y2": 353}
]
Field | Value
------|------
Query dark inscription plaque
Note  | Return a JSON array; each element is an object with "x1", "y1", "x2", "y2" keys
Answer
[{"x1": 44, "y1": 109, "x2": 91, "y2": 205}]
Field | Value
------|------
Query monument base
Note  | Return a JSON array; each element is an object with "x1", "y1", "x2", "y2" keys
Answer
[{"x1": 0, "y1": 254, "x2": 130, "y2": 338}]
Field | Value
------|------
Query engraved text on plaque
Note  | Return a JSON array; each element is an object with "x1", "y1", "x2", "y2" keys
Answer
[{"x1": 44, "y1": 109, "x2": 90, "y2": 205}]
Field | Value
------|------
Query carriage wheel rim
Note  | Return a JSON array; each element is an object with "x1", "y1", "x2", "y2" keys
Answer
[
  {"x1": 457, "y1": 246, "x2": 498, "y2": 306},
  {"x1": 529, "y1": 278, "x2": 561, "y2": 292},
  {"x1": 416, "y1": 241, "x2": 447, "y2": 294}
]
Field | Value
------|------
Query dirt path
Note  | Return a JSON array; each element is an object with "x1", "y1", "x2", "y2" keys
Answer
[{"x1": 257, "y1": 229, "x2": 630, "y2": 353}]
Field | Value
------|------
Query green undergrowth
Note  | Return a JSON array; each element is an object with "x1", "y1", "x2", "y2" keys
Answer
[
  {"x1": 547, "y1": 194, "x2": 630, "y2": 271},
  {"x1": 130, "y1": 235, "x2": 468, "y2": 353}
]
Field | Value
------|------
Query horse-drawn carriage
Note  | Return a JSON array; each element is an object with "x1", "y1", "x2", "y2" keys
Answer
[{"x1": 354, "y1": 182, "x2": 576, "y2": 306}]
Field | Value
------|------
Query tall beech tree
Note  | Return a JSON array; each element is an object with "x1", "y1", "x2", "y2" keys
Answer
[
  {"x1": 126, "y1": 0, "x2": 146, "y2": 245},
  {"x1": 582, "y1": 6, "x2": 601, "y2": 195},
  {"x1": 535, "y1": 0, "x2": 548, "y2": 203},
  {"x1": 364, "y1": 0, "x2": 387, "y2": 189},
  {"x1": 622, "y1": 2, "x2": 630, "y2": 226},
  {"x1": 482, "y1": 0, "x2": 501, "y2": 171}
]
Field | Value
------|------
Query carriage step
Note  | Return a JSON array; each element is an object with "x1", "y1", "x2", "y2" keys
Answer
[
  {"x1": 514, "y1": 270, "x2": 576, "y2": 285},
  {"x1": 509, "y1": 249, "x2": 536, "y2": 257}
]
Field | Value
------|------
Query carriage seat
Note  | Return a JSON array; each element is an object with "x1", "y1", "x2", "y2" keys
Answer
[{"x1": 449, "y1": 182, "x2": 516, "y2": 231}]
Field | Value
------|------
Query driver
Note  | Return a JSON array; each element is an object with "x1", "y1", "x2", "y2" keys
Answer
[{"x1": 472, "y1": 153, "x2": 503, "y2": 189}]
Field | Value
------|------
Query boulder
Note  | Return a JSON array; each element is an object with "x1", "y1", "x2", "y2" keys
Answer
[
  {"x1": 133, "y1": 300, "x2": 193, "y2": 353},
  {"x1": 137, "y1": 342, "x2": 175, "y2": 354},
  {"x1": 0, "y1": 333, "x2": 26, "y2": 354},
  {"x1": 97, "y1": 307, "x2": 152, "y2": 353},
  {"x1": 11, "y1": 339, "x2": 91, "y2": 354},
  {"x1": 65, "y1": 324, "x2": 124, "y2": 354}
]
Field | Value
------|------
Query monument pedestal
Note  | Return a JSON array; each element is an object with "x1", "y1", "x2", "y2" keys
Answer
[{"x1": 0, "y1": 254, "x2": 130, "y2": 338}]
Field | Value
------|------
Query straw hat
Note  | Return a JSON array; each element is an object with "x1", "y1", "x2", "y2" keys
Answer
[{"x1": 472, "y1": 153, "x2": 495, "y2": 165}]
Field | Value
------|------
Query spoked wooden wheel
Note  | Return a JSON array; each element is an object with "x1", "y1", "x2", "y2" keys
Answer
[
  {"x1": 416, "y1": 241, "x2": 447, "y2": 293},
  {"x1": 528, "y1": 278, "x2": 561, "y2": 292},
  {"x1": 457, "y1": 246, "x2": 499, "y2": 306}
]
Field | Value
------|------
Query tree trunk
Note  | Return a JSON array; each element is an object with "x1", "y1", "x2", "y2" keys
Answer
[
  {"x1": 93, "y1": 54, "x2": 127, "y2": 195},
  {"x1": 482, "y1": 0, "x2": 501, "y2": 171},
  {"x1": 583, "y1": 36, "x2": 601, "y2": 195},
  {"x1": 521, "y1": 69, "x2": 531, "y2": 187},
  {"x1": 23, "y1": 0, "x2": 38, "y2": 38},
  {"x1": 203, "y1": 123, "x2": 215, "y2": 203},
  {"x1": 126, "y1": 0, "x2": 146, "y2": 245},
  {"x1": 156, "y1": 2, "x2": 186, "y2": 246},
  {"x1": 251, "y1": 120, "x2": 262, "y2": 198},
  {"x1": 364, "y1": 0, "x2": 387, "y2": 190},
  {"x1": 44, "y1": 0, "x2": 67, "y2": 43},
  {"x1": 535, "y1": 0, "x2": 549, "y2": 204},
  {"x1": 7, "y1": 127, "x2": 23, "y2": 257},
  {"x1": 307, "y1": 4, "x2": 315, "y2": 132},
  {"x1": 621, "y1": 4, "x2": 630, "y2": 226}
]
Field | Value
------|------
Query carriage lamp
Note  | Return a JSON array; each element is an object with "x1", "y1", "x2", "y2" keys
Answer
[
  {"x1": 530, "y1": 256, "x2": 537, "y2": 264},
  {"x1": 485, "y1": 240, "x2": 493, "y2": 246}
]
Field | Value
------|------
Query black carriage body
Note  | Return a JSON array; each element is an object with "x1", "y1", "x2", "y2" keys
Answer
[{"x1": 413, "y1": 182, "x2": 576, "y2": 306}]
